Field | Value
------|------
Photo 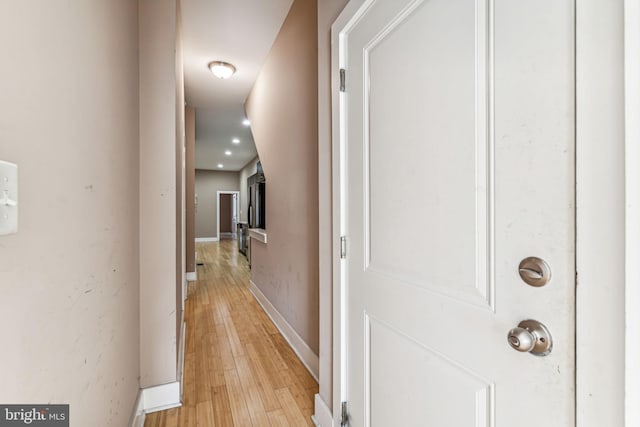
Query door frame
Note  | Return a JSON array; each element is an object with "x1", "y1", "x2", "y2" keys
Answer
[
  {"x1": 216, "y1": 190, "x2": 240, "y2": 240},
  {"x1": 624, "y1": 1, "x2": 640, "y2": 424},
  {"x1": 329, "y1": 0, "x2": 636, "y2": 426}
]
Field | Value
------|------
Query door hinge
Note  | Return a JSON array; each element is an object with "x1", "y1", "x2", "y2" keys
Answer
[
  {"x1": 339, "y1": 68, "x2": 346, "y2": 92},
  {"x1": 340, "y1": 236, "x2": 347, "y2": 259},
  {"x1": 340, "y1": 401, "x2": 349, "y2": 426}
]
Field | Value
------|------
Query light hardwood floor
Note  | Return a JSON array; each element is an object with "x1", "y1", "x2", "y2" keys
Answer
[{"x1": 144, "y1": 240, "x2": 318, "y2": 427}]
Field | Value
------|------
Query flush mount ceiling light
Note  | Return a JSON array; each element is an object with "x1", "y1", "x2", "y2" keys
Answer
[
  {"x1": 242, "y1": 119, "x2": 251, "y2": 126},
  {"x1": 208, "y1": 61, "x2": 236, "y2": 79},
  {"x1": 232, "y1": 138, "x2": 240, "y2": 144},
  {"x1": 218, "y1": 164, "x2": 224, "y2": 168},
  {"x1": 225, "y1": 150, "x2": 232, "y2": 156}
]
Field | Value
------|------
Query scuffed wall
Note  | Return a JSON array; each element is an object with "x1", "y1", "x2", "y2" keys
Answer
[
  {"x1": 245, "y1": 0, "x2": 319, "y2": 354},
  {"x1": 0, "y1": 0, "x2": 140, "y2": 425}
]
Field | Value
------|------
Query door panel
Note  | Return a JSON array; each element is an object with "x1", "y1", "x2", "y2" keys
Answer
[
  {"x1": 366, "y1": 0, "x2": 490, "y2": 307},
  {"x1": 340, "y1": 0, "x2": 575, "y2": 425},
  {"x1": 368, "y1": 315, "x2": 492, "y2": 426}
]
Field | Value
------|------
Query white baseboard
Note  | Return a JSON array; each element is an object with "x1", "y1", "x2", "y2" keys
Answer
[
  {"x1": 186, "y1": 271, "x2": 197, "y2": 281},
  {"x1": 178, "y1": 322, "x2": 186, "y2": 400},
  {"x1": 195, "y1": 237, "x2": 218, "y2": 242},
  {"x1": 129, "y1": 381, "x2": 182, "y2": 426},
  {"x1": 143, "y1": 382, "x2": 181, "y2": 414},
  {"x1": 129, "y1": 389, "x2": 145, "y2": 427},
  {"x1": 249, "y1": 280, "x2": 319, "y2": 381},
  {"x1": 312, "y1": 394, "x2": 334, "y2": 427}
]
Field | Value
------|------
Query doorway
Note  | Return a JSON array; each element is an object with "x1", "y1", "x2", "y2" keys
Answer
[{"x1": 217, "y1": 190, "x2": 239, "y2": 241}]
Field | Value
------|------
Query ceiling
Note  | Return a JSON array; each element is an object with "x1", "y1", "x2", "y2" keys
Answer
[{"x1": 181, "y1": 0, "x2": 293, "y2": 171}]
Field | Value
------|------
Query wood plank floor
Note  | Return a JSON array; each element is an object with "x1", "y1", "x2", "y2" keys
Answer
[{"x1": 144, "y1": 240, "x2": 318, "y2": 427}]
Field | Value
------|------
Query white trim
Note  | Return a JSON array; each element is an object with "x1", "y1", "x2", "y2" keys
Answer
[
  {"x1": 128, "y1": 382, "x2": 181, "y2": 427},
  {"x1": 177, "y1": 322, "x2": 186, "y2": 400},
  {"x1": 576, "y1": 1, "x2": 626, "y2": 426},
  {"x1": 625, "y1": 0, "x2": 640, "y2": 425},
  {"x1": 312, "y1": 394, "x2": 334, "y2": 427},
  {"x1": 249, "y1": 280, "x2": 319, "y2": 381},
  {"x1": 248, "y1": 228, "x2": 268, "y2": 244},
  {"x1": 195, "y1": 237, "x2": 218, "y2": 242},
  {"x1": 186, "y1": 271, "x2": 197, "y2": 281},
  {"x1": 141, "y1": 382, "x2": 182, "y2": 414},
  {"x1": 331, "y1": 0, "x2": 366, "y2": 422},
  {"x1": 216, "y1": 190, "x2": 240, "y2": 242},
  {"x1": 129, "y1": 389, "x2": 145, "y2": 427}
]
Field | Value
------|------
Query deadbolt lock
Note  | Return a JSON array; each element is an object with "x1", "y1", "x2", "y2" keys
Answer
[
  {"x1": 507, "y1": 319, "x2": 552, "y2": 356},
  {"x1": 518, "y1": 257, "x2": 551, "y2": 287}
]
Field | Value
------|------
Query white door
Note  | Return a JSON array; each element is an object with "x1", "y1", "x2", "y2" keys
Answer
[{"x1": 338, "y1": 0, "x2": 575, "y2": 425}]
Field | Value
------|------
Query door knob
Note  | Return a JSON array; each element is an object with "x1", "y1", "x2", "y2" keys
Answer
[{"x1": 507, "y1": 319, "x2": 552, "y2": 356}]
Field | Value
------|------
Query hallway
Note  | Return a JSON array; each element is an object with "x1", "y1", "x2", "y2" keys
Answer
[{"x1": 144, "y1": 240, "x2": 318, "y2": 426}]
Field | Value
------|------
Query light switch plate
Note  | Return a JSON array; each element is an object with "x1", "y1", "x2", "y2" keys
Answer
[{"x1": 0, "y1": 160, "x2": 18, "y2": 235}]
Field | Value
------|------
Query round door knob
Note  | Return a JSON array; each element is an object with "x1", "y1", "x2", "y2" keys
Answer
[
  {"x1": 507, "y1": 327, "x2": 536, "y2": 352},
  {"x1": 507, "y1": 319, "x2": 553, "y2": 356}
]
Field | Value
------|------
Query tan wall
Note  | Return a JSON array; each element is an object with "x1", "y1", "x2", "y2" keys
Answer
[
  {"x1": 317, "y1": 0, "x2": 350, "y2": 408},
  {"x1": 139, "y1": 0, "x2": 179, "y2": 388},
  {"x1": 174, "y1": 0, "x2": 185, "y2": 356},
  {"x1": 195, "y1": 170, "x2": 240, "y2": 238},
  {"x1": 0, "y1": 1, "x2": 140, "y2": 425},
  {"x1": 245, "y1": 0, "x2": 319, "y2": 354},
  {"x1": 239, "y1": 157, "x2": 260, "y2": 223},
  {"x1": 186, "y1": 107, "x2": 196, "y2": 272}
]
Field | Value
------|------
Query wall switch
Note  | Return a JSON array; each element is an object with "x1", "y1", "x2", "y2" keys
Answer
[{"x1": 0, "y1": 160, "x2": 18, "y2": 235}]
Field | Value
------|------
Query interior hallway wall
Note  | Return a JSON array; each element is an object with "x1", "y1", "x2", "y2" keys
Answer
[
  {"x1": 245, "y1": 0, "x2": 320, "y2": 354},
  {"x1": 139, "y1": 0, "x2": 180, "y2": 388},
  {"x1": 0, "y1": 1, "x2": 140, "y2": 425},
  {"x1": 186, "y1": 107, "x2": 196, "y2": 273},
  {"x1": 195, "y1": 170, "x2": 240, "y2": 238}
]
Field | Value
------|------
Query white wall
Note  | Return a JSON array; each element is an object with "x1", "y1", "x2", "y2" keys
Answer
[
  {"x1": 139, "y1": 0, "x2": 179, "y2": 388},
  {"x1": 0, "y1": 1, "x2": 140, "y2": 425}
]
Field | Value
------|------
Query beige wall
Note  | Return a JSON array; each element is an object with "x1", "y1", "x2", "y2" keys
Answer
[
  {"x1": 195, "y1": 170, "x2": 240, "y2": 238},
  {"x1": 139, "y1": 0, "x2": 179, "y2": 388},
  {"x1": 0, "y1": 1, "x2": 140, "y2": 425},
  {"x1": 186, "y1": 107, "x2": 196, "y2": 272},
  {"x1": 174, "y1": 0, "x2": 186, "y2": 355},
  {"x1": 239, "y1": 157, "x2": 260, "y2": 223},
  {"x1": 245, "y1": 0, "x2": 319, "y2": 354}
]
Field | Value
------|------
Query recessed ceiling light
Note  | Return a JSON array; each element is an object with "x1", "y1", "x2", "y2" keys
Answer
[
  {"x1": 242, "y1": 119, "x2": 251, "y2": 126},
  {"x1": 208, "y1": 61, "x2": 236, "y2": 79},
  {"x1": 232, "y1": 138, "x2": 240, "y2": 144},
  {"x1": 218, "y1": 164, "x2": 224, "y2": 168},
  {"x1": 225, "y1": 150, "x2": 232, "y2": 156}
]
